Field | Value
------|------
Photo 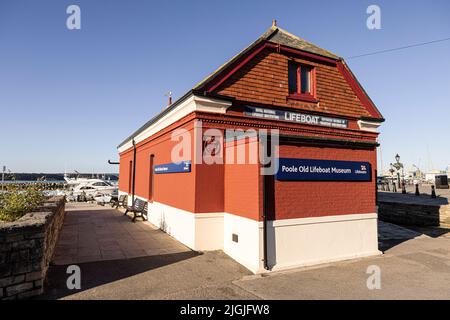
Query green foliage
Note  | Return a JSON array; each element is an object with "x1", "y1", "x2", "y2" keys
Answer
[{"x1": 0, "y1": 186, "x2": 46, "y2": 222}]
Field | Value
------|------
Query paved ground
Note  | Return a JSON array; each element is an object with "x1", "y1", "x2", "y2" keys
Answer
[
  {"x1": 234, "y1": 235, "x2": 450, "y2": 300},
  {"x1": 41, "y1": 203, "x2": 450, "y2": 300},
  {"x1": 52, "y1": 203, "x2": 190, "y2": 265},
  {"x1": 378, "y1": 190, "x2": 449, "y2": 206}
]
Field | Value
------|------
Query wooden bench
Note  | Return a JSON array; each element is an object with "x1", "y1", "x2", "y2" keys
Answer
[
  {"x1": 112, "y1": 194, "x2": 128, "y2": 209},
  {"x1": 124, "y1": 198, "x2": 148, "y2": 222}
]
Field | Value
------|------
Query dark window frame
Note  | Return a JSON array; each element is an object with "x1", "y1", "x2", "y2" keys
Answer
[
  {"x1": 149, "y1": 154, "x2": 155, "y2": 202},
  {"x1": 288, "y1": 60, "x2": 317, "y2": 102}
]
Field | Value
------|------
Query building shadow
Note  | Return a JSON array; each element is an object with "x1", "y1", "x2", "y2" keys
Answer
[
  {"x1": 377, "y1": 221, "x2": 450, "y2": 252},
  {"x1": 38, "y1": 251, "x2": 201, "y2": 300},
  {"x1": 397, "y1": 225, "x2": 450, "y2": 238},
  {"x1": 377, "y1": 191, "x2": 450, "y2": 251}
]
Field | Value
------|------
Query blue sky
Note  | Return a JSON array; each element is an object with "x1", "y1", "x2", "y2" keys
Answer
[{"x1": 0, "y1": 0, "x2": 449, "y2": 173}]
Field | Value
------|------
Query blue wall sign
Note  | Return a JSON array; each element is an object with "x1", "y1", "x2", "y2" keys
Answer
[
  {"x1": 276, "y1": 158, "x2": 371, "y2": 181},
  {"x1": 154, "y1": 161, "x2": 191, "y2": 174}
]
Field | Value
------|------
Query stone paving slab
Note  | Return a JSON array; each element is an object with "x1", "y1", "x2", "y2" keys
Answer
[
  {"x1": 42, "y1": 251, "x2": 252, "y2": 300},
  {"x1": 378, "y1": 191, "x2": 449, "y2": 206},
  {"x1": 52, "y1": 203, "x2": 190, "y2": 265},
  {"x1": 233, "y1": 236, "x2": 450, "y2": 300},
  {"x1": 378, "y1": 220, "x2": 429, "y2": 241}
]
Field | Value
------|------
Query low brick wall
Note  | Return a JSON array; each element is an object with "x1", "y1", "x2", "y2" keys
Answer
[
  {"x1": 378, "y1": 192, "x2": 450, "y2": 227},
  {"x1": 0, "y1": 196, "x2": 65, "y2": 300}
]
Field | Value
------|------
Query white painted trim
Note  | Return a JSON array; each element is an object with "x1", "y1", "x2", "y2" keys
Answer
[
  {"x1": 271, "y1": 213, "x2": 378, "y2": 227},
  {"x1": 195, "y1": 212, "x2": 224, "y2": 219},
  {"x1": 357, "y1": 120, "x2": 381, "y2": 132},
  {"x1": 118, "y1": 96, "x2": 232, "y2": 153}
]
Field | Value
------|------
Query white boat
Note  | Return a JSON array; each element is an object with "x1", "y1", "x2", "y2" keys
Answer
[
  {"x1": 64, "y1": 171, "x2": 117, "y2": 187},
  {"x1": 93, "y1": 194, "x2": 113, "y2": 205},
  {"x1": 65, "y1": 179, "x2": 117, "y2": 201},
  {"x1": 64, "y1": 172, "x2": 95, "y2": 186}
]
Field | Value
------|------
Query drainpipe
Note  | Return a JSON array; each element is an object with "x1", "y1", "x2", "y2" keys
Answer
[
  {"x1": 262, "y1": 173, "x2": 270, "y2": 271},
  {"x1": 375, "y1": 169, "x2": 378, "y2": 205},
  {"x1": 132, "y1": 139, "x2": 137, "y2": 205},
  {"x1": 262, "y1": 134, "x2": 271, "y2": 271}
]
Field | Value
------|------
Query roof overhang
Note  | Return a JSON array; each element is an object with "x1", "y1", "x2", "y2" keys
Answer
[{"x1": 117, "y1": 92, "x2": 232, "y2": 153}]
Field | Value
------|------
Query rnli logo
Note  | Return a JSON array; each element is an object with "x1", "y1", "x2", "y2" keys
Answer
[{"x1": 355, "y1": 164, "x2": 368, "y2": 175}]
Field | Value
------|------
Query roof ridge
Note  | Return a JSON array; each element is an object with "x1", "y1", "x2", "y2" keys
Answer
[{"x1": 269, "y1": 26, "x2": 341, "y2": 59}]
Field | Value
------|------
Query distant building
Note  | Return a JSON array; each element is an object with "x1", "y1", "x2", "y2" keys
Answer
[{"x1": 425, "y1": 170, "x2": 446, "y2": 183}]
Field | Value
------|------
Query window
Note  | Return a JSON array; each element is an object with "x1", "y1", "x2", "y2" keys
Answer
[
  {"x1": 288, "y1": 61, "x2": 316, "y2": 99},
  {"x1": 149, "y1": 155, "x2": 154, "y2": 201},
  {"x1": 128, "y1": 160, "x2": 133, "y2": 193},
  {"x1": 92, "y1": 182, "x2": 107, "y2": 186}
]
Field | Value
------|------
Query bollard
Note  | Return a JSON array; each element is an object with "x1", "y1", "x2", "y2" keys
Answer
[
  {"x1": 431, "y1": 185, "x2": 436, "y2": 198},
  {"x1": 401, "y1": 182, "x2": 406, "y2": 194},
  {"x1": 415, "y1": 184, "x2": 420, "y2": 196}
]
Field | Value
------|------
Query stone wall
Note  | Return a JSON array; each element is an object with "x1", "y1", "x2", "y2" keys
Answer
[
  {"x1": 0, "y1": 196, "x2": 65, "y2": 300},
  {"x1": 377, "y1": 191, "x2": 450, "y2": 227},
  {"x1": 378, "y1": 202, "x2": 440, "y2": 226},
  {"x1": 440, "y1": 206, "x2": 450, "y2": 227}
]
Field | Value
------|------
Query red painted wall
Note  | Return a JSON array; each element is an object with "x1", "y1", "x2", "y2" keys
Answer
[
  {"x1": 119, "y1": 121, "x2": 197, "y2": 212},
  {"x1": 224, "y1": 138, "x2": 261, "y2": 220},
  {"x1": 272, "y1": 144, "x2": 377, "y2": 220},
  {"x1": 119, "y1": 118, "x2": 227, "y2": 214},
  {"x1": 120, "y1": 113, "x2": 378, "y2": 221}
]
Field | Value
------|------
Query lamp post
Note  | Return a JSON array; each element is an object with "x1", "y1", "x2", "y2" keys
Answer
[
  {"x1": 389, "y1": 164, "x2": 396, "y2": 192},
  {"x1": 392, "y1": 154, "x2": 404, "y2": 189}
]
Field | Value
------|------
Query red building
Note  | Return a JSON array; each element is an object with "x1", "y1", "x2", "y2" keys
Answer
[{"x1": 117, "y1": 23, "x2": 384, "y2": 273}]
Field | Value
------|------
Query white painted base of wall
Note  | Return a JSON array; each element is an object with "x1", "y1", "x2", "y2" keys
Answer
[
  {"x1": 266, "y1": 213, "x2": 381, "y2": 272},
  {"x1": 223, "y1": 213, "x2": 263, "y2": 273},
  {"x1": 147, "y1": 201, "x2": 223, "y2": 251},
  {"x1": 117, "y1": 192, "x2": 380, "y2": 274},
  {"x1": 222, "y1": 213, "x2": 381, "y2": 274}
]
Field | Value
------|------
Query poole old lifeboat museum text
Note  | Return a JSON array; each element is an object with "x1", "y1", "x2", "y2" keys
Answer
[{"x1": 117, "y1": 23, "x2": 384, "y2": 273}]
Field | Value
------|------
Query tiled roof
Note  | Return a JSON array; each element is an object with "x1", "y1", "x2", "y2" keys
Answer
[
  {"x1": 118, "y1": 26, "x2": 359, "y2": 148},
  {"x1": 194, "y1": 25, "x2": 340, "y2": 90},
  {"x1": 264, "y1": 26, "x2": 340, "y2": 59}
]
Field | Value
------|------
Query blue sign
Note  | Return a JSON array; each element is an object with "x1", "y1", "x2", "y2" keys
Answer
[
  {"x1": 154, "y1": 161, "x2": 191, "y2": 174},
  {"x1": 276, "y1": 158, "x2": 371, "y2": 181}
]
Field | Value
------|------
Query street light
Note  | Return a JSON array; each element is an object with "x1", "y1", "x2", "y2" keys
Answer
[
  {"x1": 389, "y1": 163, "x2": 396, "y2": 192},
  {"x1": 392, "y1": 154, "x2": 403, "y2": 189}
]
